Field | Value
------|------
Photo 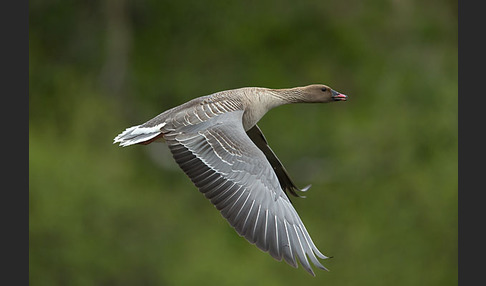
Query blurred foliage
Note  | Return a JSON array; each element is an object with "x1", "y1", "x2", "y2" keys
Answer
[{"x1": 29, "y1": 0, "x2": 457, "y2": 285}]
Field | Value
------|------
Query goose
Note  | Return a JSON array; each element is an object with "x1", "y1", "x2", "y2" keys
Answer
[{"x1": 113, "y1": 84, "x2": 348, "y2": 275}]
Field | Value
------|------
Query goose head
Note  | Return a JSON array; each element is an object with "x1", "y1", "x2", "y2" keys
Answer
[
  {"x1": 295, "y1": 84, "x2": 348, "y2": 103},
  {"x1": 269, "y1": 84, "x2": 347, "y2": 104}
]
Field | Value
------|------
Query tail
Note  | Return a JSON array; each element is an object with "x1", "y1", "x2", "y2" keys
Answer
[{"x1": 113, "y1": 122, "x2": 166, "y2": 147}]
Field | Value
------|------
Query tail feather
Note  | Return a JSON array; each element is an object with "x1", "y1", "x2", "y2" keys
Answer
[{"x1": 113, "y1": 123, "x2": 166, "y2": 147}]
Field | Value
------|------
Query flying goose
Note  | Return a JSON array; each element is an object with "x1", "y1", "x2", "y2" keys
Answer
[{"x1": 113, "y1": 84, "x2": 348, "y2": 275}]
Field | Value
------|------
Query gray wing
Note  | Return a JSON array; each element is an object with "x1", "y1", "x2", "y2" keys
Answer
[
  {"x1": 246, "y1": 125, "x2": 311, "y2": 199},
  {"x1": 164, "y1": 110, "x2": 328, "y2": 275}
]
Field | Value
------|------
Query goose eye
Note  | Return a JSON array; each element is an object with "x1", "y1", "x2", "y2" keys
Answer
[{"x1": 321, "y1": 87, "x2": 327, "y2": 92}]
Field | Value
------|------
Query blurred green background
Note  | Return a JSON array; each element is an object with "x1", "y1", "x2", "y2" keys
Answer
[{"x1": 29, "y1": 0, "x2": 457, "y2": 285}]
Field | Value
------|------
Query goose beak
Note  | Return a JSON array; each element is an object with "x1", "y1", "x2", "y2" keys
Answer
[{"x1": 331, "y1": 89, "x2": 347, "y2": 101}]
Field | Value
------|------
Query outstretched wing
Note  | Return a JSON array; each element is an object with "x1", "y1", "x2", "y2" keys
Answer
[
  {"x1": 246, "y1": 124, "x2": 311, "y2": 199},
  {"x1": 164, "y1": 110, "x2": 328, "y2": 275}
]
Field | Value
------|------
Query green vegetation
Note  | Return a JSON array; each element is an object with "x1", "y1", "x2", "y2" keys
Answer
[{"x1": 30, "y1": 0, "x2": 457, "y2": 285}]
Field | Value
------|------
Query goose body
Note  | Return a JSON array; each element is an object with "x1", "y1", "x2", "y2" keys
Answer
[{"x1": 114, "y1": 84, "x2": 347, "y2": 275}]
